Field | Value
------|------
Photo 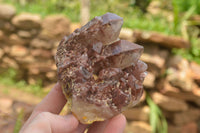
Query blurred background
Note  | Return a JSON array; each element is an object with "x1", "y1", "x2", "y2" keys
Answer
[{"x1": 0, "y1": 0, "x2": 200, "y2": 133}]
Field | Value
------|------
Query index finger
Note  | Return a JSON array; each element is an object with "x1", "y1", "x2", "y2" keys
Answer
[
  {"x1": 34, "y1": 82, "x2": 67, "y2": 115},
  {"x1": 87, "y1": 114, "x2": 126, "y2": 133},
  {"x1": 21, "y1": 82, "x2": 68, "y2": 131}
]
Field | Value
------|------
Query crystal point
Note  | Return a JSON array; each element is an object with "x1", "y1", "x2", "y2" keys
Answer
[{"x1": 55, "y1": 13, "x2": 147, "y2": 124}]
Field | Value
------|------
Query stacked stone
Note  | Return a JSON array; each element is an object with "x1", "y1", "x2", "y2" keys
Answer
[
  {"x1": 120, "y1": 30, "x2": 200, "y2": 133},
  {"x1": 0, "y1": 4, "x2": 70, "y2": 86}
]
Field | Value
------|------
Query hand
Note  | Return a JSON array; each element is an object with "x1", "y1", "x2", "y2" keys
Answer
[{"x1": 20, "y1": 83, "x2": 126, "y2": 133}]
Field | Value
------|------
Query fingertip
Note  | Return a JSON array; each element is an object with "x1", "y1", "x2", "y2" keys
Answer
[
  {"x1": 87, "y1": 120, "x2": 109, "y2": 133},
  {"x1": 52, "y1": 82, "x2": 62, "y2": 92},
  {"x1": 104, "y1": 114, "x2": 127, "y2": 133},
  {"x1": 64, "y1": 114, "x2": 79, "y2": 129},
  {"x1": 73, "y1": 123, "x2": 89, "y2": 133},
  {"x1": 110, "y1": 114, "x2": 127, "y2": 129},
  {"x1": 115, "y1": 114, "x2": 127, "y2": 125}
]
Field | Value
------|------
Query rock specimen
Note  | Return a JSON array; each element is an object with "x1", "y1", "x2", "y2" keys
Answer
[{"x1": 55, "y1": 13, "x2": 147, "y2": 124}]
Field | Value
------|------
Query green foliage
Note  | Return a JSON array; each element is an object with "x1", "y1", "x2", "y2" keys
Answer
[
  {"x1": 1, "y1": 0, "x2": 199, "y2": 35},
  {"x1": 14, "y1": 109, "x2": 24, "y2": 133},
  {"x1": 172, "y1": 0, "x2": 197, "y2": 35},
  {"x1": 2, "y1": 0, "x2": 178, "y2": 35},
  {"x1": 172, "y1": 0, "x2": 200, "y2": 14},
  {"x1": 0, "y1": 68, "x2": 45, "y2": 96},
  {"x1": 2, "y1": 0, "x2": 80, "y2": 21},
  {"x1": 171, "y1": 0, "x2": 200, "y2": 64},
  {"x1": 130, "y1": 0, "x2": 152, "y2": 12},
  {"x1": 146, "y1": 94, "x2": 168, "y2": 133},
  {"x1": 90, "y1": 0, "x2": 175, "y2": 35},
  {"x1": 173, "y1": 37, "x2": 200, "y2": 64}
]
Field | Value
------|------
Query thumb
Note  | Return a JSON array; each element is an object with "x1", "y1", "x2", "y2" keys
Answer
[{"x1": 42, "y1": 112, "x2": 79, "y2": 133}]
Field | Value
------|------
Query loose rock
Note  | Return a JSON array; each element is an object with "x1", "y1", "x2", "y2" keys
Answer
[
  {"x1": 172, "y1": 108, "x2": 200, "y2": 125},
  {"x1": 125, "y1": 121, "x2": 152, "y2": 133},
  {"x1": 140, "y1": 45, "x2": 168, "y2": 76},
  {"x1": 0, "y1": 4, "x2": 16, "y2": 20},
  {"x1": 8, "y1": 34, "x2": 30, "y2": 45},
  {"x1": 123, "y1": 106, "x2": 150, "y2": 121},
  {"x1": 133, "y1": 30, "x2": 190, "y2": 48},
  {"x1": 167, "y1": 55, "x2": 194, "y2": 91},
  {"x1": 12, "y1": 13, "x2": 41, "y2": 30},
  {"x1": 10, "y1": 45, "x2": 29, "y2": 57},
  {"x1": 40, "y1": 15, "x2": 70, "y2": 40},
  {"x1": 30, "y1": 38, "x2": 54, "y2": 49},
  {"x1": 119, "y1": 28, "x2": 134, "y2": 42},
  {"x1": 151, "y1": 92, "x2": 188, "y2": 112},
  {"x1": 161, "y1": 81, "x2": 200, "y2": 106},
  {"x1": 190, "y1": 61, "x2": 200, "y2": 85},
  {"x1": 143, "y1": 72, "x2": 156, "y2": 88}
]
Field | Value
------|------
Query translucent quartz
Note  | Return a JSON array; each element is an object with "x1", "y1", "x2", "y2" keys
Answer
[{"x1": 55, "y1": 13, "x2": 147, "y2": 124}]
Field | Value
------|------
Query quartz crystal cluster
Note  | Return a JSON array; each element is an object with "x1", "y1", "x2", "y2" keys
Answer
[{"x1": 55, "y1": 13, "x2": 147, "y2": 124}]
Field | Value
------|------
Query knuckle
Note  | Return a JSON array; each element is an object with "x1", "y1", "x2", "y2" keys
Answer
[{"x1": 37, "y1": 112, "x2": 51, "y2": 119}]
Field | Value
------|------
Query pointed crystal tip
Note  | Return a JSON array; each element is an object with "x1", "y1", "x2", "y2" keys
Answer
[{"x1": 102, "y1": 12, "x2": 123, "y2": 26}]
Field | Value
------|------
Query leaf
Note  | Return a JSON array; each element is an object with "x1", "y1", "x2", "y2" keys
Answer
[{"x1": 146, "y1": 94, "x2": 168, "y2": 133}]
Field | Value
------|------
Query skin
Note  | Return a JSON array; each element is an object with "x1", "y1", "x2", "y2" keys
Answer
[{"x1": 20, "y1": 82, "x2": 126, "y2": 133}]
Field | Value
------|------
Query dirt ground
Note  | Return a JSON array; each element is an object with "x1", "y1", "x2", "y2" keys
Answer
[{"x1": 0, "y1": 84, "x2": 42, "y2": 133}]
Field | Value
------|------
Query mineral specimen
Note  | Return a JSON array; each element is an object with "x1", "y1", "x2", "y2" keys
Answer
[{"x1": 55, "y1": 12, "x2": 147, "y2": 124}]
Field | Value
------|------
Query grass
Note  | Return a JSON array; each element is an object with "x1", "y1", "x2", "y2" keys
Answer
[
  {"x1": 1, "y1": 0, "x2": 199, "y2": 35},
  {"x1": 0, "y1": 68, "x2": 45, "y2": 133},
  {"x1": 146, "y1": 94, "x2": 168, "y2": 133},
  {"x1": 172, "y1": 0, "x2": 200, "y2": 14},
  {"x1": 0, "y1": 68, "x2": 47, "y2": 97},
  {"x1": 2, "y1": 0, "x2": 80, "y2": 21},
  {"x1": 13, "y1": 109, "x2": 24, "y2": 133},
  {"x1": 173, "y1": 37, "x2": 200, "y2": 64},
  {"x1": 90, "y1": 0, "x2": 176, "y2": 35},
  {"x1": 2, "y1": 0, "x2": 198, "y2": 36},
  {"x1": 171, "y1": 0, "x2": 200, "y2": 64},
  {"x1": 2, "y1": 0, "x2": 180, "y2": 35},
  {"x1": 3, "y1": 0, "x2": 199, "y2": 37}
]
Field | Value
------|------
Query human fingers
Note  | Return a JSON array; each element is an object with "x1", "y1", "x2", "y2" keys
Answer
[
  {"x1": 87, "y1": 114, "x2": 126, "y2": 133},
  {"x1": 21, "y1": 112, "x2": 79, "y2": 133},
  {"x1": 33, "y1": 82, "x2": 67, "y2": 115},
  {"x1": 87, "y1": 120, "x2": 109, "y2": 133},
  {"x1": 71, "y1": 123, "x2": 88, "y2": 133},
  {"x1": 21, "y1": 82, "x2": 66, "y2": 131},
  {"x1": 103, "y1": 114, "x2": 126, "y2": 133}
]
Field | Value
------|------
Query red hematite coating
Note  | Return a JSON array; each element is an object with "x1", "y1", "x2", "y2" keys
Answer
[{"x1": 55, "y1": 12, "x2": 147, "y2": 124}]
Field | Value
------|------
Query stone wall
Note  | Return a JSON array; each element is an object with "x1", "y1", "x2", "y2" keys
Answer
[
  {"x1": 0, "y1": 4, "x2": 200, "y2": 133},
  {"x1": 121, "y1": 30, "x2": 200, "y2": 133},
  {"x1": 0, "y1": 4, "x2": 72, "y2": 86}
]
